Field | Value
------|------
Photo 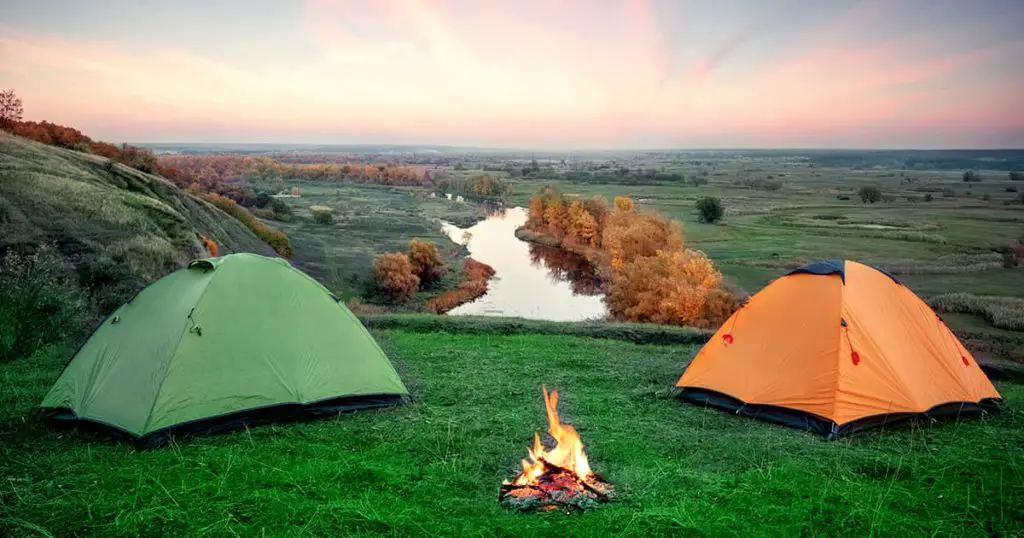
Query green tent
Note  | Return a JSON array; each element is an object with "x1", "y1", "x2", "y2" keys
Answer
[{"x1": 41, "y1": 253, "x2": 408, "y2": 446}]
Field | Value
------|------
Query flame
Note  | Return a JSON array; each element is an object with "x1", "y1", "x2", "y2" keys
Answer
[{"x1": 507, "y1": 386, "x2": 593, "y2": 486}]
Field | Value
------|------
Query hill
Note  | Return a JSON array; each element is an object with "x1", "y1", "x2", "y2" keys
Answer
[{"x1": 0, "y1": 132, "x2": 272, "y2": 312}]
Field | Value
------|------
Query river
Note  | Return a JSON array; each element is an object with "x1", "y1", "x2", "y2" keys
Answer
[{"x1": 440, "y1": 207, "x2": 607, "y2": 321}]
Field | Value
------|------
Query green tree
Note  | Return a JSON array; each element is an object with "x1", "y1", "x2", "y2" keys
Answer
[
  {"x1": 695, "y1": 197, "x2": 724, "y2": 223},
  {"x1": 859, "y1": 186, "x2": 883, "y2": 204}
]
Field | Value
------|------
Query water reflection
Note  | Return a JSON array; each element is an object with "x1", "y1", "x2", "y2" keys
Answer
[
  {"x1": 528, "y1": 244, "x2": 603, "y2": 296},
  {"x1": 440, "y1": 207, "x2": 607, "y2": 321}
]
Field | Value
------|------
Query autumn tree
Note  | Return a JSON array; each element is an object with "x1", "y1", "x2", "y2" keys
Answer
[
  {"x1": 566, "y1": 201, "x2": 600, "y2": 248},
  {"x1": 602, "y1": 210, "x2": 684, "y2": 270},
  {"x1": 373, "y1": 252, "x2": 420, "y2": 302},
  {"x1": 407, "y1": 238, "x2": 446, "y2": 285},
  {"x1": 606, "y1": 249, "x2": 726, "y2": 327},
  {"x1": 543, "y1": 197, "x2": 571, "y2": 240},
  {"x1": 0, "y1": 89, "x2": 23, "y2": 130},
  {"x1": 613, "y1": 196, "x2": 634, "y2": 212}
]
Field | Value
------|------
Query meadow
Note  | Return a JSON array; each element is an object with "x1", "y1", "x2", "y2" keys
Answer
[
  {"x1": 1, "y1": 326, "x2": 1021, "y2": 536},
  {"x1": 267, "y1": 183, "x2": 485, "y2": 303}
]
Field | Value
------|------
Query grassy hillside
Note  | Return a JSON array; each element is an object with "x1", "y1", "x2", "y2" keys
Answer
[
  {"x1": 0, "y1": 329, "x2": 1019, "y2": 536},
  {"x1": 0, "y1": 133, "x2": 272, "y2": 311}
]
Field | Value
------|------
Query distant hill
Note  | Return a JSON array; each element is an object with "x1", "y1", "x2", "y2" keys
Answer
[{"x1": 0, "y1": 133, "x2": 273, "y2": 312}]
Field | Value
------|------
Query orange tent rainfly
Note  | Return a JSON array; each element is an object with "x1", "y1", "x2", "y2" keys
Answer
[{"x1": 676, "y1": 260, "x2": 1001, "y2": 437}]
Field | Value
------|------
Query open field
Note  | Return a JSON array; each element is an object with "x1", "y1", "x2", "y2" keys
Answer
[
  {"x1": 1, "y1": 328, "x2": 1021, "y2": 536},
  {"x1": 267, "y1": 183, "x2": 485, "y2": 301}
]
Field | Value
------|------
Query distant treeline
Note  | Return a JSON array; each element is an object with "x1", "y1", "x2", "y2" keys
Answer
[{"x1": 795, "y1": 150, "x2": 1024, "y2": 171}]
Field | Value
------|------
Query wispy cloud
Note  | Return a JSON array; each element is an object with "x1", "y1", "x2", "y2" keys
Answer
[{"x1": 0, "y1": 0, "x2": 1022, "y2": 147}]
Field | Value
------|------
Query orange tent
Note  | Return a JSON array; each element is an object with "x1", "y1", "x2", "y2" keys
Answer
[{"x1": 676, "y1": 260, "x2": 1001, "y2": 437}]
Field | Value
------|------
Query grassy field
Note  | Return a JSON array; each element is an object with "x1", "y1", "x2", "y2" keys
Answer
[
  {"x1": 269, "y1": 183, "x2": 485, "y2": 300},
  {"x1": 1, "y1": 328, "x2": 1021, "y2": 537},
  {"x1": 508, "y1": 162, "x2": 1024, "y2": 361}
]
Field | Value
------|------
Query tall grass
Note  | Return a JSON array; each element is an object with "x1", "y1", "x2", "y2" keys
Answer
[{"x1": 930, "y1": 293, "x2": 1024, "y2": 331}]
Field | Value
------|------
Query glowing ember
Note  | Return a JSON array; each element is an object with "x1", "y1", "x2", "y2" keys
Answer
[{"x1": 499, "y1": 386, "x2": 614, "y2": 512}]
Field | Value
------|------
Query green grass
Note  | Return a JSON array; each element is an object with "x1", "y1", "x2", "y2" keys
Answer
[
  {"x1": 266, "y1": 183, "x2": 484, "y2": 299},
  {"x1": 1, "y1": 332, "x2": 1020, "y2": 536},
  {"x1": 0, "y1": 133, "x2": 272, "y2": 312}
]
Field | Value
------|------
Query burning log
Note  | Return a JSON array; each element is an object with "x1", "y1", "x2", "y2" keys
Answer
[{"x1": 499, "y1": 387, "x2": 615, "y2": 513}]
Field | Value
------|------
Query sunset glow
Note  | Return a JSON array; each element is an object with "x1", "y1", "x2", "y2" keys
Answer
[{"x1": 2, "y1": 0, "x2": 1022, "y2": 148}]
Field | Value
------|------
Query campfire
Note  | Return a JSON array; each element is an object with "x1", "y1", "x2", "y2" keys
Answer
[{"x1": 500, "y1": 387, "x2": 614, "y2": 512}]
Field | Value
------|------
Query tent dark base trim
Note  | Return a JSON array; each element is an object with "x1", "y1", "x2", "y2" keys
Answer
[
  {"x1": 677, "y1": 387, "x2": 1001, "y2": 438},
  {"x1": 43, "y1": 393, "x2": 409, "y2": 448}
]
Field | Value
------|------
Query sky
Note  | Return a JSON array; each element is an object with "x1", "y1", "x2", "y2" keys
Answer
[{"x1": 1, "y1": 0, "x2": 1023, "y2": 149}]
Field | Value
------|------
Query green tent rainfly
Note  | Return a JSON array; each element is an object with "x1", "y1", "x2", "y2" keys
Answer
[{"x1": 41, "y1": 253, "x2": 409, "y2": 446}]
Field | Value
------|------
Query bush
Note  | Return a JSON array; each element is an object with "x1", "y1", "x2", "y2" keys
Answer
[
  {"x1": 963, "y1": 170, "x2": 981, "y2": 182},
  {"x1": 836, "y1": 195, "x2": 851, "y2": 201},
  {"x1": 310, "y1": 205, "x2": 333, "y2": 225},
  {"x1": 695, "y1": 197, "x2": 724, "y2": 223},
  {"x1": 1010, "y1": 171, "x2": 1023, "y2": 181},
  {"x1": 0, "y1": 245, "x2": 86, "y2": 362},
  {"x1": 266, "y1": 197, "x2": 293, "y2": 222},
  {"x1": 1007, "y1": 186, "x2": 1018, "y2": 193},
  {"x1": 924, "y1": 193, "x2": 934, "y2": 202},
  {"x1": 204, "y1": 194, "x2": 292, "y2": 257},
  {"x1": 858, "y1": 186, "x2": 883, "y2": 203},
  {"x1": 983, "y1": 193, "x2": 992, "y2": 201},
  {"x1": 373, "y1": 252, "x2": 419, "y2": 302},
  {"x1": 407, "y1": 238, "x2": 445, "y2": 285}
]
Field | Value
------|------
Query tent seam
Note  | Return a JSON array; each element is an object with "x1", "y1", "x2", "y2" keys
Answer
[{"x1": 139, "y1": 269, "x2": 219, "y2": 436}]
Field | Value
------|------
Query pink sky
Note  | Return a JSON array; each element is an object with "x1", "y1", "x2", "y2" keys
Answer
[{"x1": 1, "y1": 0, "x2": 1023, "y2": 148}]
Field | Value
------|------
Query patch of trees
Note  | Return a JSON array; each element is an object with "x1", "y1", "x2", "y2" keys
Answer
[
  {"x1": 1010, "y1": 171, "x2": 1023, "y2": 181},
  {"x1": 373, "y1": 239, "x2": 449, "y2": 302},
  {"x1": 438, "y1": 173, "x2": 513, "y2": 202},
  {"x1": 562, "y1": 167, "x2": 686, "y2": 185},
  {"x1": 962, "y1": 170, "x2": 982, "y2": 182},
  {"x1": 525, "y1": 188, "x2": 735, "y2": 328}
]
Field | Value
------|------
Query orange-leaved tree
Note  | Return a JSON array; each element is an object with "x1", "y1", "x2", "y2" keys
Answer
[
  {"x1": 606, "y1": 249, "x2": 728, "y2": 327},
  {"x1": 601, "y1": 210, "x2": 684, "y2": 270},
  {"x1": 614, "y1": 196, "x2": 634, "y2": 212},
  {"x1": 373, "y1": 252, "x2": 420, "y2": 302},
  {"x1": 566, "y1": 201, "x2": 600, "y2": 248},
  {"x1": 408, "y1": 238, "x2": 446, "y2": 285}
]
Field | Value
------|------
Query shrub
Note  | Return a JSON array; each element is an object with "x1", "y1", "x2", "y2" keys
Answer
[
  {"x1": 695, "y1": 197, "x2": 724, "y2": 223},
  {"x1": 1010, "y1": 171, "x2": 1023, "y2": 181},
  {"x1": 266, "y1": 197, "x2": 293, "y2": 222},
  {"x1": 407, "y1": 238, "x2": 446, "y2": 285},
  {"x1": 1007, "y1": 186, "x2": 1018, "y2": 193},
  {"x1": 858, "y1": 186, "x2": 883, "y2": 203},
  {"x1": 0, "y1": 245, "x2": 86, "y2": 362},
  {"x1": 373, "y1": 252, "x2": 419, "y2": 302},
  {"x1": 310, "y1": 205, "x2": 333, "y2": 225},
  {"x1": 836, "y1": 195, "x2": 851, "y2": 201},
  {"x1": 983, "y1": 193, "x2": 992, "y2": 201},
  {"x1": 924, "y1": 193, "x2": 933, "y2": 202},
  {"x1": 204, "y1": 193, "x2": 292, "y2": 257},
  {"x1": 614, "y1": 196, "x2": 634, "y2": 212},
  {"x1": 962, "y1": 170, "x2": 981, "y2": 182}
]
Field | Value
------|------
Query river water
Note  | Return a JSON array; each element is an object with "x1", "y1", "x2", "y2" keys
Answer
[{"x1": 440, "y1": 207, "x2": 607, "y2": 321}]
